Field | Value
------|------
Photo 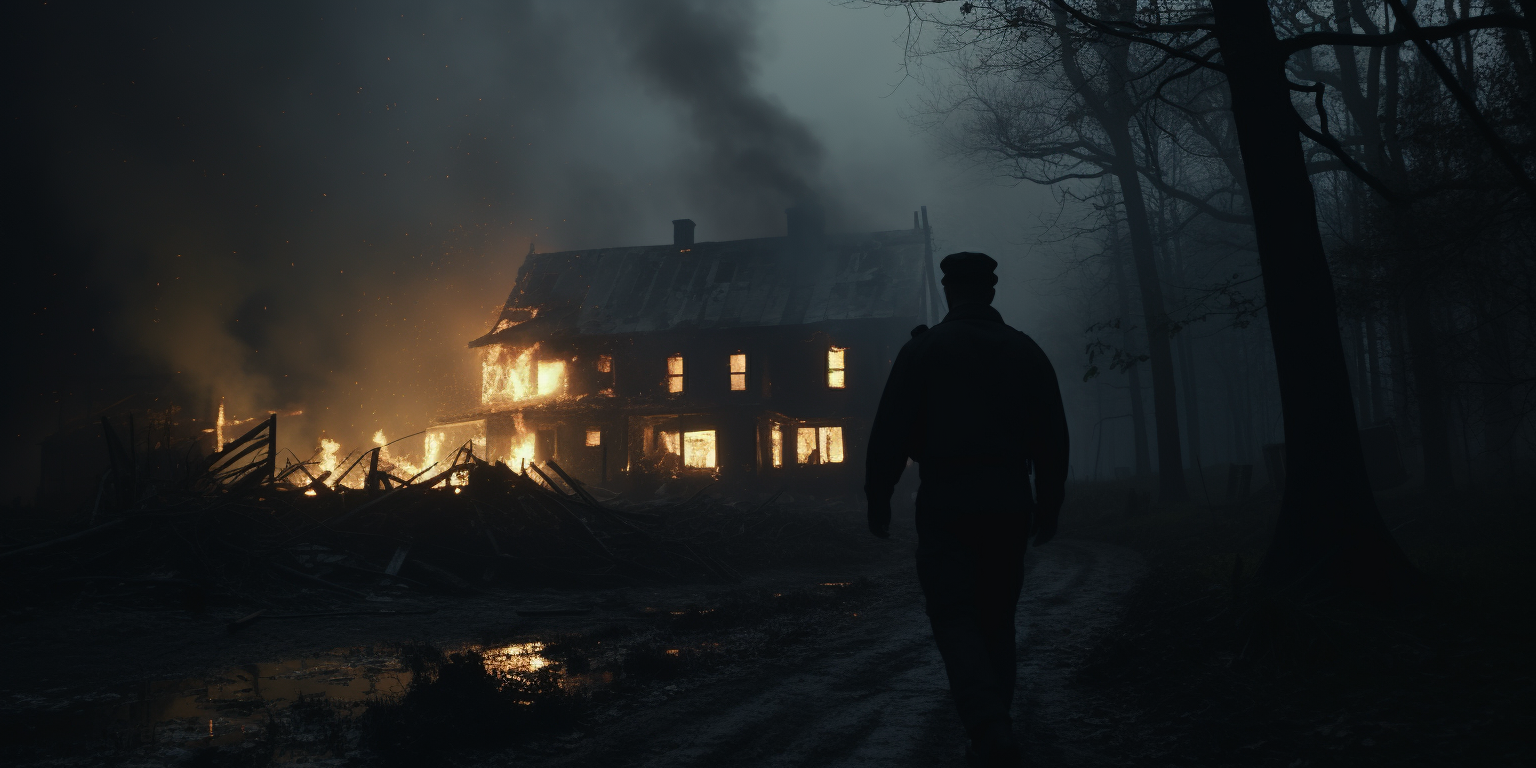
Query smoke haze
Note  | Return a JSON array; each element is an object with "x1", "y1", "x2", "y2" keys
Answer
[{"x1": 6, "y1": 0, "x2": 1060, "y2": 494}]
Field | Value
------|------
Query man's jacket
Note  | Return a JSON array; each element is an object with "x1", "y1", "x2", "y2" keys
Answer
[{"x1": 864, "y1": 302, "x2": 1069, "y2": 519}]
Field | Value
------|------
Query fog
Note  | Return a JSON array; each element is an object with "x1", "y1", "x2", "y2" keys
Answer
[{"x1": 8, "y1": 0, "x2": 1076, "y2": 492}]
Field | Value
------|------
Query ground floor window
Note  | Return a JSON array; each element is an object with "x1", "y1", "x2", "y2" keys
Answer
[
  {"x1": 585, "y1": 429, "x2": 601, "y2": 447},
  {"x1": 819, "y1": 426, "x2": 844, "y2": 463},
  {"x1": 796, "y1": 426, "x2": 844, "y2": 465},
  {"x1": 682, "y1": 430, "x2": 717, "y2": 468},
  {"x1": 770, "y1": 424, "x2": 784, "y2": 468}
]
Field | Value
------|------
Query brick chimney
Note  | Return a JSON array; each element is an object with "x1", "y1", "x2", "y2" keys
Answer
[{"x1": 673, "y1": 218, "x2": 696, "y2": 249}]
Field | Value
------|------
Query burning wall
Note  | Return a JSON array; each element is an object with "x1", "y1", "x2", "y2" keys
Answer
[{"x1": 482, "y1": 343, "x2": 567, "y2": 405}]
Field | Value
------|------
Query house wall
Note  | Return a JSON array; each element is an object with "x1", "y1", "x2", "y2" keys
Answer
[{"x1": 481, "y1": 316, "x2": 918, "y2": 492}]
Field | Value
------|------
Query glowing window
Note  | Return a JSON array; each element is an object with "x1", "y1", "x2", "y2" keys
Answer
[
  {"x1": 794, "y1": 426, "x2": 844, "y2": 465},
  {"x1": 730, "y1": 353, "x2": 747, "y2": 391},
  {"x1": 818, "y1": 426, "x2": 844, "y2": 463},
  {"x1": 596, "y1": 355, "x2": 612, "y2": 373},
  {"x1": 537, "y1": 359, "x2": 566, "y2": 397},
  {"x1": 796, "y1": 427, "x2": 817, "y2": 464},
  {"x1": 682, "y1": 430, "x2": 717, "y2": 468},
  {"x1": 659, "y1": 431, "x2": 680, "y2": 455},
  {"x1": 770, "y1": 425, "x2": 783, "y2": 468},
  {"x1": 585, "y1": 429, "x2": 601, "y2": 447},
  {"x1": 827, "y1": 347, "x2": 846, "y2": 389},
  {"x1": 667, "y1": 354, "x2": 684, "y2": 393}
]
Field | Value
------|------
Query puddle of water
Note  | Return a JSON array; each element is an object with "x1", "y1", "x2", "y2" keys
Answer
[
  {"x1": 13, "y1": 641, "x2": 602, "y2": 761},
  {"x1": 481, "y1": 641, "x2": 614, "y2": 692}
]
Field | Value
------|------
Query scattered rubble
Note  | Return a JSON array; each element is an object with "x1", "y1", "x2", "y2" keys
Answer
[{"x1": 2, "y1": 415, "x2": 875, "y2": 608}]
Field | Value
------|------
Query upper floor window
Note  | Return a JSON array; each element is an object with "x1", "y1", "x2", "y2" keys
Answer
[
  {"x1": 597, "y1": 354, "x2": 615, "y2": 397},
  {"x1": 729, "y1": 353, "x2": 747, "y2": 391},
  {"x1": 827, "y1": 347, "x2": 846, "y2": 389},
  {"x1": 667, "y1": 354, "x2": 685, "y2": 393}
]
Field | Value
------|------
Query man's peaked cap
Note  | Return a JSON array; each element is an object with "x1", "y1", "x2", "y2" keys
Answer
[{"x1": 939, "y1": 251, "x2": 998, "y2": 288}]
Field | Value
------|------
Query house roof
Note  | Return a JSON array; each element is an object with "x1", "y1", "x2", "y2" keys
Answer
[{"x1": 469, "y1": 228, "x2": 929, "y2": 348}]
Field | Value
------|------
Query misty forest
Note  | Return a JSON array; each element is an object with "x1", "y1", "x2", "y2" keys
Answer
[{"x1": 3, "y1": 1, "x2": 1531, "y2": 767}]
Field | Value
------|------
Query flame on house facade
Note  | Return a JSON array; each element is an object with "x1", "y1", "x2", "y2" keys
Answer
[{"x1": 452, "y1": 205, "x2": 938, "y2": 492}]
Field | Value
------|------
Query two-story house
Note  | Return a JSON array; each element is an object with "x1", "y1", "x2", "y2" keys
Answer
[{"x1": 447, "y1": 205, "x2": 939, "y2": 493}]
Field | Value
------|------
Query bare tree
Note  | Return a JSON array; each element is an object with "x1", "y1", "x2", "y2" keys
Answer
[
  {"x1": 874, "y1": 0, "x2": 1534, "y2": 597},
  {"x1": 900, "y1": 1, "x2": 1213, "y2": 500}
]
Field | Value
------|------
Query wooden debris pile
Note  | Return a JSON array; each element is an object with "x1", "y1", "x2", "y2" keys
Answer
[{"x1": 2, "y1": 415, "x2": 866, "y2": 605}]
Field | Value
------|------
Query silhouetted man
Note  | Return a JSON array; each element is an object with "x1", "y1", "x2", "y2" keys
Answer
[{"x1": 865, "y1": 252, "x2": 1069, "y2": 767}]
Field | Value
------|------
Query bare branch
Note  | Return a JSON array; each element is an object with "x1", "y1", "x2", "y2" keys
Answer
[{"x1": 1279, "y1": 12, "x2": 1532, "y2": 54}]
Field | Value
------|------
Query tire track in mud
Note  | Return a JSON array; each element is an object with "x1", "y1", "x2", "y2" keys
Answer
[{"x1": 533, "y1": 539, "x2": 1144, "y2": 768}]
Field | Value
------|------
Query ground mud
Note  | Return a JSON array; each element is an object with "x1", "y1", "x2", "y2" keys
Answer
[{"x1": 1, "y1": 538, "x2": 1146, "y2": 767}]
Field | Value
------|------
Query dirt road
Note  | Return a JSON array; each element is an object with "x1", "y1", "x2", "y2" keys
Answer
[
  {"x1": 2, "y1": 537, "x2": 1142, "y2": 767},
  {"x1": 527, "y1": 539, "x2": 1145, "y2": 768}
]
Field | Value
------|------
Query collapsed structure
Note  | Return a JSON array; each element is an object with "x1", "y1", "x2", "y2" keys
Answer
[{"x1": 444, "y1": 206, "x2": 941, "y2": 493}]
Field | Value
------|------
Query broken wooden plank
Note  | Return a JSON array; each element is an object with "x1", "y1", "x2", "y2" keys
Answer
[
  {"x1": 331, "y1": 446, "x2": 376, "y2": 490},
  {"x1": 227, "y1": 609, "x2": 267, "y2": 633},
  {"x1": 545, "y1": 459, "x2": 606, "y2": 508},
  {"x1": 208, "y1": 416, "x2": 274, "y2": 471},
  {"x1": 385, "y1": 544, "x2": 411, "y2": 576}
]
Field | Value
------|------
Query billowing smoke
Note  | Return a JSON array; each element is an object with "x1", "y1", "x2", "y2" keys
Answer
[
  {"x1": 8, "y1": 0, "x2": 832, "y2": 482},
  {"x1": 617, "y1": 0, "x2": 825, "y2": 232}
]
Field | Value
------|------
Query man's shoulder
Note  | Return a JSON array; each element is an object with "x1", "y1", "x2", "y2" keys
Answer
[{"x1": 925, "y1": 317, "x2": 1036, "y2": 344}]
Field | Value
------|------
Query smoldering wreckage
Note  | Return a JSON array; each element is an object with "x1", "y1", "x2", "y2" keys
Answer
[{"x1": 7, "y1": 206, "x2": 945, "y2": 614}]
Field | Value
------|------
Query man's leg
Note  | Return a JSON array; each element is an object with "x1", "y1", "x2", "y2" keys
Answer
[
  {"x1": 916, "y1": 540, "x2": 1016, "y2": 741},
  {"x1": 975, "y1": 548, "x2": 1027, "y2": 729}
]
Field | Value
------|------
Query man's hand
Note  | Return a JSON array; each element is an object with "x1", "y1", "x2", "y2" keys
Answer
[
  {"x1": 867, "y1": 494, "x2": 892, "y2": 540},
  {"x1": 1032, "y1": 507, "x2": 1059, "y2": 546}
]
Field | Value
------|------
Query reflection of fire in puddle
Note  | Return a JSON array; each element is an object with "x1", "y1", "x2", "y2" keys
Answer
[
  {"x1": 8, "y1": 650, "x2": 411, "y2": 761},
  {"x1": 22, "y1": 641, "x2": 601, "y2": 760},
  {"x1": 481, "y1": 642, "x2": 614, "y2": 691},
  {"x1": 481, "y1": 642, "x2": 551, "y2": 675}
]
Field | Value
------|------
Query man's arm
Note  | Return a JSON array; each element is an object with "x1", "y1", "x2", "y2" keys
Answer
[
  {"x1": 864, "y1": 341, "x2": 921, "y2": 538},
  {"x1": 1023, "y1": 338, "x2": 1069, "y2": 544}
]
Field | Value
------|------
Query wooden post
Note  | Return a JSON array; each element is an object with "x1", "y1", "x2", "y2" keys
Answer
[
  {"x1": 367, "y1": 446, "x2": 382, "y2": 496},
  {"x1": 266, "y1": 413, "x2": 278, "y2": 483},
  {"x1": 920, "y1": 205, "x2": 942, "y2": 325}
]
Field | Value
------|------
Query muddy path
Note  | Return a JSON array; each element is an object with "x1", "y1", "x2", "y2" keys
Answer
[
  {"x1": 517, "y1": 539, "x2": 1145, "y2": 768},
  {"x1": 2, "y1": 538, "x2": 1142, "y2": 767}
]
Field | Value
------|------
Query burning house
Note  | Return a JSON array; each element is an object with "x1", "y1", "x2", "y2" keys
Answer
[{"x1": 446, "y1": 205, "x2": 941, "y2": 493}]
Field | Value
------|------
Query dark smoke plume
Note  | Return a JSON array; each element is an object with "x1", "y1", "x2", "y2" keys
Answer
[
  {"x1": 6, "y1": 0, "x2": 832, "y2": 487},
  {"x1": 617, "y1": 0, "x2": 826, "y2": 233}
]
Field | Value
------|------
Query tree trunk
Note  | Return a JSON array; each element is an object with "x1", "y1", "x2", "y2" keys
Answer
[
  {"x1": 1402, "y1": 283, "x2": 1455, "y2": 495},
  {"x1": 1348, "y1": 316, "x2": 1372, "y2": 424},
  {"x1": 1109, "y1": 146, "x2": 1189, "y2": 501},
  {"x1": 1170, "y1": 230, "x2": 1203, "y2": 469},
  {"x1": 1387, "y1": 296, "x2": 1413, "y2": 429},
  {"x1": 1210, "y1": 0, "x2": 1417, "y2": 599},
  {"x1": 1365, "y1": 314, "x2": 1387, "y2": 424},
  {"x1": 1178, "y1": 331, "x2": 1202, "y2": 469},
  {"x1": 1109, "y1": 206, "x2": 1153, "y2": 476},
  {"x1": 1476, "y1": 306, "x2": 1518, "y2": 483},
  {"x1": 1126, "y1": 365, "x2": 1153, "y2": 476},
  {"x1": 1055, "y1": 11, "x2": 1188, "y2": 502}
]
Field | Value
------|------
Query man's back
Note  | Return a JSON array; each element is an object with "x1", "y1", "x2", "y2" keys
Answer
[{"x1": 864, "y1": 302, "x2": 1069, "y2": 514}]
